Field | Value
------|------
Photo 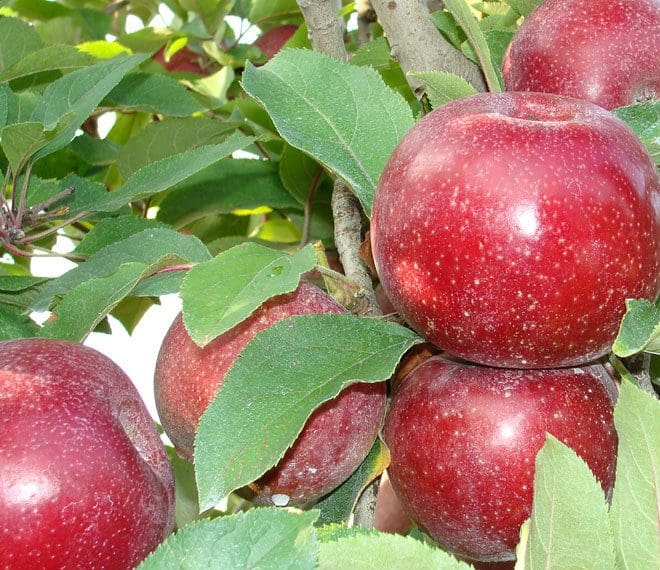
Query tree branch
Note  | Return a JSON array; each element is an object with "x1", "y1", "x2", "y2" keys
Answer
[
  {"x1": 296, "y1": 0, "x2": 381, "y2": 317},
  {"x1": 356, "y1": 0, "x2": 377, "y2": 45},
  {"x1": 370, "y1": 0, "x2": 486, "y2": 96},
  {"x1": 296, "y1": 0, "x2": 349, "y2": 61}
]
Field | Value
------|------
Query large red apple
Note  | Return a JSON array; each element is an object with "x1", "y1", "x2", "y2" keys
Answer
[
  {"x1": 0, "y1": 339, "x2": 175, "y2": 570},
  {"x1": 371, "y1": 92, "x2": 659, "y2": 368},
  {"x1": 254, "y1": 25, "x2": 298, "y2": 60},
  {"x1": 154, "y1": 282, "x2": 387, "y2": 506},
  {"x1": 384, "y1": 356, "x2": 618, "y2": 563},
  {"x1": 502, "y1": 0, "x2": 660, "y2": 110}
]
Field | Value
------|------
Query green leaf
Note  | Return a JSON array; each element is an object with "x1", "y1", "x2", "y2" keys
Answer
[
  {"x1": 0, "y1": 121, "x2": 45, "y2": 173},
  {"x1": 157, "y1": 159, "x2": 300, "y2": 227},
  {"x1": 612, "y1": 102, "x2": 659, "y2": 166},
  {"x1": 315, "y1": 438, "x2": 390, "y2": 526},
  {"x1": 249, "y1": 0, "x2": 299, "y2": 25},
  {"x1": 105, "y1": 72, "x2": 204, "y2": 116},
  {"x1": 316, "y1": 523, "x2": 376, "y2": 544},
  {"x1": 139, "y1": 508, "x2": 319, "y2": 570},
  {"x1": 506, "y1": 0, "x2": 542, "y2": 17},
  {"x1": 0, "y1": 84, "x2": 8, "y2": 129},
  {"x1": 37, "y1": 262, "x2": 148, "y2": 342},
  {"x1": 429, "y1": 11, "x2": 467, "y2": 50},
  {"x1": 317, "y1": 532, "x2": 471, "y2": 569},
  {"x1": 165, "y1": 446, "x2": 200, "y2": 530},
  {"x1": 444, "y1": 0, "x2": 503, "y2": 92},
  {"x1": 242, "y1": 50, "x2": 414, "y2": 215},
  {"x1": 181, "y1": 242, "x2": 316, "y2": 347},
  {"x1": 279, "y1": 144, "x2": 326, "y2": 205},
  {"x1": 117, "y1": 116, "x2": 241, "y2": 179},
  {"x1": 32, "y1": 228, "x2": 211, "y2": 311},
  {"x1": 408, "y1": 71, "x2": 477, "y2": 108},
  {"x1": 195, "y1": 315, "x2": 421, "y2": 510},
  {"x1": 610, "y1": 380, "x2": 660, "y2": 570},
  {"x1": 0, "y1": 303, "x2": 37, "y2": 340},
  {"x1": 0, "y1": 275, "x2": 47, "y2": 291},
  {"x1": 0, "y1": 45, "x2": 96, "y2": 83},
  {"x1": 30, "y1": 53, "x2": 149, "y2": 160},
  {"x1": 524, "y1": 436, "x2": 615, "y2": 569},
  {"x1": 68, "y1": 133, "x2": 119, "y2": 166},
  {"x1": 612, "y1": 299, "x2": 660, "y2": 357},
  {"x1": 0, "y1": 16, "x2": 43, "y2": 73},
  {"x1": 75, "y1": 216, "x2": 167, "y2": 255},
  {"x1": 131, "y1": 270, "x2": 186, "y2": 298},
  {"x1": 96, "y1": 132, "x2": 255, "y2": 212},
  {"x1": 0, "y1": 275, "x2": 47, "y2": 309}
]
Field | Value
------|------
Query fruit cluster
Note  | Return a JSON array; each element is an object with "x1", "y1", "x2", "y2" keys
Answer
[{"x1": 371, "y1": 0, "x2": 659, "y2": 563}]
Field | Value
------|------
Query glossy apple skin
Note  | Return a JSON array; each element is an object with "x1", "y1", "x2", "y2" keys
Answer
[
  {"x1": 154, "y1": 282, "x2": 386, "y2": 506},
  {"x1": 254, "y1": 25, "x2": 298, "y2": 59},
  {"x1": 384, "y1": 356, "x2": 618, "y2": 562},
  {"x1": 371, "y1": 92, "x2": 659, "y2": 368},
  {"x1": 0, "y1": 339, "x2": 174, "y2": 570},
  {"x1": 502, "y1": 0, "x2": 660, "y2": 110}
]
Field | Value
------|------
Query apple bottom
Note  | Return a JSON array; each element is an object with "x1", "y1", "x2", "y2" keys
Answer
[{"x1": 384, "y1": 356, "x2": 618, "y2": 562}]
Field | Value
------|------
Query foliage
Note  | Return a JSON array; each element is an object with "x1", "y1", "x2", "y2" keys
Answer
[{"x1": 0, "y1": 0, "x2": 658, "y2": 568}]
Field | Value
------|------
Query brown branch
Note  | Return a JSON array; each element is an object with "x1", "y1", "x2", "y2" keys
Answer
[
  {"x1": 296, "y1": 0, "x2": 349, "y2": 61},
  {"x1": 370, "y1": 0, "x2": 486, "y2": 97},
  {"x1": 356, "y1": 0, "x2": 377, "y2": 45},
  {"x1": 296, "y1": 0, "x2": 381, "y2": 317}
]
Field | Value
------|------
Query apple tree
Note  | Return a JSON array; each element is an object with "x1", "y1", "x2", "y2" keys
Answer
[{"x1": 0, "y1": 0, "x2": 658, "y2": 568}]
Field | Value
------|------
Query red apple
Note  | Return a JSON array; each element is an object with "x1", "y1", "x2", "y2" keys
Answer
[
  {"x1": 254, "y1": 25, "x2": 298, "y2": 60},
  {"x1": 0, "y1": 339, "x2": 174, "y2": 570},
  {"x1": 384, "y1": 356, "x2": 618, "y2": 563},
  {"x1": 154, "y1": 45, "x2": 206, "y2": 75},
  {"x1": 371, "y1": 92, "x2": 659, "y2": 368},
  {"x1": 154, "y1": 282, "x2": 387, "y2": 506},
  {"x1": 502, "y1": 0, "x2": 660, "y2": 110},
  {"x1": 374, "y1": 470, "x2": 412, "y2": 534}
]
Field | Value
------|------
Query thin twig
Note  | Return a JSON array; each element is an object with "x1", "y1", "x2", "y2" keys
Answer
[
  {"x1": 253, "y1": 140, "x2": 272, "y2": 161},
  {"x1": 14, "y1": 161, "x2": 34, "y2": 228},
  {"x1": 19, "y1": 211, "x2": 92, "y2": 244}
]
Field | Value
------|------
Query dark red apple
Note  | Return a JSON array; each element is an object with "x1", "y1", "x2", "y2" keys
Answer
[
  {"x1": 0, "y1": 339, "x2": 174, "y2": 570},
  {"x1": 374, "y1": 470, "x2": 412, "y2": 534},
  {"x1": 254, "y1": 25, "x2": 298, "y2": 60},
  {"x1": 384, "y1": 356, "x2": 618, "y2": 563},
  {"x1": 371, "y1": 92, "x2": 659, "y2": 368},
  {"x1": 502, "y1": 0, "x2": 660, "y2": 110},
  {"x1": 154, "y1": 282, "x2": 387, "y2": 506},
  {"x1": 154, "y1": 45, "x2": 206, "y2": 74}
]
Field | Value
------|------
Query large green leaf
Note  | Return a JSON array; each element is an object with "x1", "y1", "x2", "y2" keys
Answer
[
  {"x1": 0, "y1": 45, "x2": 96, "y2": 83},
  {"x1": 157, "y1": 159, "x2": 300, "y2": 227},
  {"x1": 117, "y1": 116, "x2": 242, "y2": 178},
  {"x1": 612, "y1": 298, "x2": 660, "y2": 357},
  {"x1": 408, "y1": 71, "x2": 477, "y2": 108},
  {"x1": 37, "y1": 262, "x2": 148, "y2": 342},
  {"x1": 30, "y1": 53, "x2": 149, "y2": 160},
  {"x1": 315, "y1": 438, "x2": 390, "y2": 527},
  {"x1": 506, "y1": 0, "x2": 542, "y2": 17},
  {"x1": 195, "y1": 315, "x2": 421, "y2": 510},
  {"x1": 105, "y1": 72, "x2": 204, "y2": 117},
  {"x1": 317, "y1": 532, "x2": 470, "y2": 569},
  {"x1": 0, "y1": 16, "x2": 43, "y2": 73},
  {"x1": 95, "y1": 132, "x2": 255, "y2": 212},
  {"x1": 74, "y1": 216, "x2": 167, "y2": 256},
  {"x1": 242, "y1": 50, "x2": 414, "y2": 215},
  {"x1": 523, "y1": 436, "x2": 615, "y2": 569},
  {"x1": 612, "y1": 102, "x2": 659, "y2": 166},
  {"x1": 181, "y1": 242, "x2": 316, "y2": 347},
  {"x1": 139, "y1": 508, "x2": 318, "y2": 570},
  {"x1": 249, "y1": 0, "x2": 299, "y2": 24},
  {"x1": 0, "y1": 303, "x2": 37, "y2": 340},
  {"x1": 32, "y1": 228, "x2": 210, "y2": 310},
  {"x1": 610, "y1": 380, "x2": 660, "y2": 569}
]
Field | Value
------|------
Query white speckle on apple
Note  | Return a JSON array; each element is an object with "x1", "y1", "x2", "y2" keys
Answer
[{"x1": 271, "y1": 494, "x2": 290, "y2": 507}]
